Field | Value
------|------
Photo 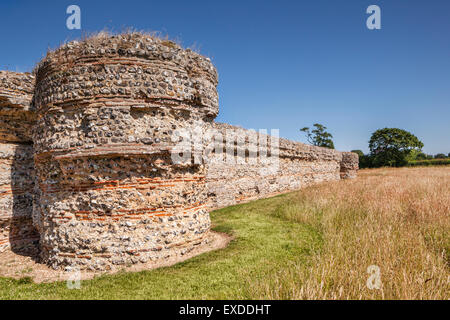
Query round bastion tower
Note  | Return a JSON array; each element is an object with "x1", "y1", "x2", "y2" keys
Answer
[{"x1": 32, "y1": 33, "x2": 219, "y2": 270}]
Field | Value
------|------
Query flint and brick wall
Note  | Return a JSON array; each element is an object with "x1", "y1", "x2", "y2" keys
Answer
[
  {"x1": 340, "y1": 152, "x2": 359, "y2": 179},
  {"x1": 0, "y1": 71, "x2": 38, "y2": 253},
  {"x1": 0, "y1": 32, "x2": 358, "y2": 270},
  {"x1": 32, "y1": 33, "x2": 218, "y2": 270},
  {"x1": 206, "y1": 123, "x2": 358, "y2": 209}
]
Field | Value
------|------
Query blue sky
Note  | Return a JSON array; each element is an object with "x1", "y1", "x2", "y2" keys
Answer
[{"x1": 0, "y1": 0, "x2": 449, "y2": 154}]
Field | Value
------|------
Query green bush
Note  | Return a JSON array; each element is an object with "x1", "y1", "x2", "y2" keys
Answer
[{"x1": 407, "y1": 159, "x2": 450, "y2": 167}]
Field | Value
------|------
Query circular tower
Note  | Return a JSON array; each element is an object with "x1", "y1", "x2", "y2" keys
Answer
[{"x1": 33, "y1": 33, "x2": 219, "y2": 270}]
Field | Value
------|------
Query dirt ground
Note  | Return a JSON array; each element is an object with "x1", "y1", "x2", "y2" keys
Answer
[{"x1": 0, "y1": 231, "x2": 231, "y2": 283}]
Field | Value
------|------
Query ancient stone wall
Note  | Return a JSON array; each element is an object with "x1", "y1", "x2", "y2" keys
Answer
[
  {"x1": 0, "y1": 71, "x2": 38, "y2": 253},
  {"x1": 340, "y1": 152, "x2": 359, "y2": 179},
  {"x1": 32, "y1": 33, "x2": 219, "y2": 270},
  {"x1": 0, "y1": 32, "x2": 358, "y2": 270},
  {"x1": 206, "y1": 123, "x2": 356, "y2": 209}
]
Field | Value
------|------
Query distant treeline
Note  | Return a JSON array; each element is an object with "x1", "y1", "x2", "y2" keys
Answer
[
  {"x1": 350, "y1": 128, "x2": 449, "y2": 169},
  {"x1": 353, "y1": 151, "x2": 450, "y2": 169},
  {"x1": 299, "y1": 124, "x2": 449, "y2": 169},
  {"x1": 407, "y1": 158, "x2": 450, "y2": 167}
]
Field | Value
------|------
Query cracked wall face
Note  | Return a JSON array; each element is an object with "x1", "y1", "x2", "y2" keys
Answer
[{"x1": 0, "y1": 33, "x2": 358, "y2": 270}]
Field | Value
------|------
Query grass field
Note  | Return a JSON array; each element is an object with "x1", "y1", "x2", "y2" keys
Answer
[{"x1": 0, "y1": 167, "x2": 448, "y2": 300}]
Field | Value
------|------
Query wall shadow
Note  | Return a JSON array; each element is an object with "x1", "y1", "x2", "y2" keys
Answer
[{"x1": 9, "y1": 143, "x2": 40, "y2": 259}]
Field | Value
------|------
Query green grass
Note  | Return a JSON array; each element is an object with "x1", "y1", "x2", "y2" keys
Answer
[{"x1": 0, "y1": 193, "x2": 322, "y2": 300}]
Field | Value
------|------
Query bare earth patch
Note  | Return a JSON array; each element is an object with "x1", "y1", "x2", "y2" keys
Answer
[{"x1": 0, "y1": 231, "x2": 231, "y2": 283}]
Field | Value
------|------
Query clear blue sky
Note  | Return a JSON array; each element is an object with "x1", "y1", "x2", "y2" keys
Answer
[{"x1": 1, "y1": 0, "x2": 449, "y2": 154}]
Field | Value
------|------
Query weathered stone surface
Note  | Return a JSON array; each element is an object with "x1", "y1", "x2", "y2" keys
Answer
[
  {"x1": 206, "y1": 123, "x2": 355, "y2": 209},
  {"x1": 340, "y1": 152, "x2": 359, "y2": 179},
  {"x1": 32, "y1": 33, "x2": 217, "y2": 270},
  {"x1": 0, "y1": 32, "x2": 358, "y2": 270},
  {"x1": 0, "y1": 71, "x2": 35, "y2": 143},
  {"x1": 0, "y1": 71, "x2": 38, "y2": 253},
  {"x1": 0, "y1": 144, "x2": 38, "y2": 252}
]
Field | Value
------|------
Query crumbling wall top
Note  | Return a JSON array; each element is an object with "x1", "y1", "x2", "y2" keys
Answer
[
  {"x1": 33, "y1": 32, "x2": 218, "y2": 117},
  {"x1": 35, "y1": 33, "x2": 217, "y2": 81},
  {"x1": 213, "y1": 122, "x2": 342, "y2": 162}
]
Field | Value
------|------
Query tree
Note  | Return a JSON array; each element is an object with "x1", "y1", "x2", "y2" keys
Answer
[
  {"x1": 434, "y1": 153, "x2": 446, "y2": 159},
  {"x1": 351, "y1": 150, "x2": 364, "y2": 158},
  {"x1": 351, "y1": 149, "x2": 372, "y2": 168},
  {"x1": 369, "y1": 128, "x2": 424, "y2": 167},
  {"x1": 300, "y1": 123, "x2": 335, "y2": 149},
  {"x1": 415, "y1": 152, "x2": 428, "y2": 160},
  {"x1": 406, "y1": 149, "x2": 422, "y2": 162}
]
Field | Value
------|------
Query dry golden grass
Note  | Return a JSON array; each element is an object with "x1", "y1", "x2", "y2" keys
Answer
[
  {"x1": 1, "y1": 167, "x2": 447, "y2": 300},
  {"x1": 249, "y1": 167, "x2": 449, "y2": 299}
]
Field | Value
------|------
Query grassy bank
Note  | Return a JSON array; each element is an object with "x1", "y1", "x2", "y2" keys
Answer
[
  {"x1": 0, "y1": 167, "x2": 448, "y2": 299},
  {"x1": 0, "y1": 195, "x2": 322, "y2": 299}
]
